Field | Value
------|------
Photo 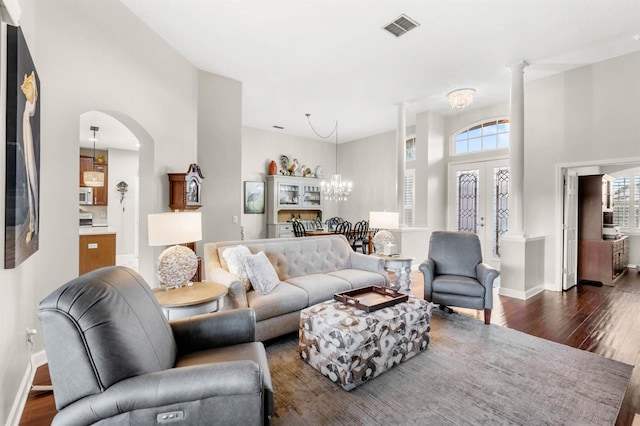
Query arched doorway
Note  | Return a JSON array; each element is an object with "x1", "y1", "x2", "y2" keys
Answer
[{"x1": 78, "y1": 111, "x2": 156, "y2": 282}]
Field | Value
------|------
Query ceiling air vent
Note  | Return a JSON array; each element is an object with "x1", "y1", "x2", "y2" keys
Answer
[{"x1": 383, "y1": 14, "x2": 419, "y2": 37}]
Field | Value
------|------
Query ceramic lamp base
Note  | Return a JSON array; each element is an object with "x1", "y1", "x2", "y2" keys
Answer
[
  {"x1": 372, "y1": 230, "x2": 394, "y2": 254},
  {"x1": 156, "y1": 245, "x2": 198, "y2": 290}
]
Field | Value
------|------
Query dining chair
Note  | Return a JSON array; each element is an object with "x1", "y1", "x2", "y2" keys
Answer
[
  {"x1": 326, "y1": 217, "x2": 344, "y2": 231},
  {"x1": 351, "y1": 220, "x2": 369, "y2": 253},
  {"x1": 334, "y1": 220, "x2": 352, "y2": 241},
  {"x1": 292, "y1": 220, "x2": 307, "y2": 237}
]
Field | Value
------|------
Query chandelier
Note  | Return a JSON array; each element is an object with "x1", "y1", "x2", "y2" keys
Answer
[
  {"x1": 83, "y1": 126, "x2": 104, "y2": 187},
  {"x1": 447, "y1": 88, "x2": 476, "y2": 110},
  {"x1": 305, "y1": 113, "x2": 352, "y2": 201}
]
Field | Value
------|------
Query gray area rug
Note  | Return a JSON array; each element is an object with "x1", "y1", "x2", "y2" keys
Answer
[{"x1": 265, "y1": 309, "x2": 633, "y2": 425}]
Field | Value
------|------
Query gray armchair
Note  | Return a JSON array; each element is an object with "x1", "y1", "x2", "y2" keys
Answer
[
  {"x1": 38, "y1": 266, "x2": 273, "y2": 425},
  {"x1": 419, "y1": 231, "x2": 499, "y2": 325}
]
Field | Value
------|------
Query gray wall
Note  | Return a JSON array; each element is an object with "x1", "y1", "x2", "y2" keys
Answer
[
  {"x1": 197, "y1": 71, "x2": 242, "y2": 245},
  {"x1": 107, "y1": 148, "x2": 139, "y2": 255},
  {"x1": 338, "y1": 129, "x2": 400, "y2": 222},
  {"x1": 240, "y1": 126, "x2": 336, "y2": 240},
  {"x1": 0, "y1": 0, "x2": 199, "y2": 422},
  {"x1": 525, "y1": 51, "x2": 640, "y2": 288}
]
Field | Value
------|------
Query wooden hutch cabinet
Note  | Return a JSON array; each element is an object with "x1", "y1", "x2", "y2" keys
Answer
[
  {"x1": 577, "y1": 174, "x2": 628, "y2": 286},
  {"x1": 267, "y1": 175, "x2": 324, "y2": 238},
  {"x1": 80, "y1": 155, "x2": 108, "y2": 205}
]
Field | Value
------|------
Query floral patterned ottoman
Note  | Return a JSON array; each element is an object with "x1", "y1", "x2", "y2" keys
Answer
[{"x1": 298, "y1": 296, "x2": 433, "y2": 391}]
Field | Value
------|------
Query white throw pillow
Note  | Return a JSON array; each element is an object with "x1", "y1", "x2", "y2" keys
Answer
[
  {"x1": 245, "y1": 251, "x2": 280, "y2": 295},
  {"x1": 221, "y1": 245, "x2": 252, "y2": 291}
]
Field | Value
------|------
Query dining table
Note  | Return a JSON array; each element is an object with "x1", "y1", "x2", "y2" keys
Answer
[{"x1": 305, "y1": 229, "x2": 336, "y2": 236}]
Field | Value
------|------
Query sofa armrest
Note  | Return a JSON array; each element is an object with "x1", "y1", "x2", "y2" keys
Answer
[
  {"x1": 52, "y1": 361, "x2": 263, "y2": 426},
  {"x1": 170, "y1": 308, "x2": 256, "y2": 354},
  {"x1": 419, "y1": 258, "x2": 435, "y2": 300},
  {"x1": 476, "y1": 263, "x2": 499, "y2": 309},
  {"x1": 208, "y1": 267, "x2": 249, "y2": 309},
  {"x1": 349, "y1": 252, "x2": 390, "y2": 284}
]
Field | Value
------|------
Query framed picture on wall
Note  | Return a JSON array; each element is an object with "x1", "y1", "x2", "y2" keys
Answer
[
  {"x1": 5, "y1": 26, "x2": 41, "y2": 269},
  {"x1": 244, "y1": 181, "x2": 265, "y2": 214}
]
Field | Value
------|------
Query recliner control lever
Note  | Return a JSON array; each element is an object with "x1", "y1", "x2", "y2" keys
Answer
[{"x1": 157, "y1": 411, "x2": 185, "y2": 423}]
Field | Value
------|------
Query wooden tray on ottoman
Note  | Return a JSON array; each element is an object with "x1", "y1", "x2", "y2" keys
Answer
[{"x1": 334, "y1": 286, "x2": 408, "y2": 312}]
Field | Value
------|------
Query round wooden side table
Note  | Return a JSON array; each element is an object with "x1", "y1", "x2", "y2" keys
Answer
[{"x1": 153, "y1": 281, "x2": 228, "y2": 320}]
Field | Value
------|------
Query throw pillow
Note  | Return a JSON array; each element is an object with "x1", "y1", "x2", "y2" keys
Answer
[
  {"x1": 245, "y1": 251, "x2": 280, "y2": 295},
  {"x1": 221, "y1": 245, "x2": 252, "y2": 291}
]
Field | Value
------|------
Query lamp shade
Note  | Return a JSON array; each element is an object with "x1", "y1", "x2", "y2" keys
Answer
[
  {"x1": 369, "y1": 211, "x2": 399, "y2": 229},
  {"x1": 148, "y1": 212, "x2": 202, "y2": 246}
]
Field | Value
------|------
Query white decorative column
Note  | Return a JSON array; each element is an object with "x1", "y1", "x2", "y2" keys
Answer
[
  {"x1": 500, "y1": 60, "x2": 546, "y2": 300},
  {"x1": 396, "y1": 103, "x2": 406, "y2": 226},
  {"x1": 508, "y1": 60, "x2": 527, "y2": 237}
]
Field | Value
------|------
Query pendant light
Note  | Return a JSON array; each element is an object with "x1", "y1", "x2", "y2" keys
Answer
[
  {"x1": 83, "y1": 126, "x2": 104, "y2": 187},
  {"x1": 305, "y1": 113, "x2": 352, "y2": 202}
]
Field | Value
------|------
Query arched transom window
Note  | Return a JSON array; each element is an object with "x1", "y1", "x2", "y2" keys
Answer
[{"x1": 454, "y1": 119, "x2": 510, "y2": 155}]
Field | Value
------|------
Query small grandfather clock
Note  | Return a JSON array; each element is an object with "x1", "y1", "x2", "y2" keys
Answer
[
  {"x1": 168, "y1": 163, "x2": 204, "y2": 211},
  {"x1": 167, "y1": 163, "x2": 204, "y2": 281}
]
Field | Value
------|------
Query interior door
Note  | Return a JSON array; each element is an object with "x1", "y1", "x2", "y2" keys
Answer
[
  {"x1": 448, "y1": 159, "x2": 510, "y2": 270},
  {"x1": 562, "y1": 170, "x2": 579, "y2": 290}
]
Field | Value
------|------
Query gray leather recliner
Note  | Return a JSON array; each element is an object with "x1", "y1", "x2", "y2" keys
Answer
[
  {"x1": 419, "y1": 231, "x2": 499, "y2": 325},
  {"x1": 38, "y1": 266, "x2": 274, "y2": 425}
]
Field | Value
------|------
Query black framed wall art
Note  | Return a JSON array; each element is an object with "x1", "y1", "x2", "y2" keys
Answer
[{"x1": 5, "y1": 25, "x2": 41, "y2": 269}]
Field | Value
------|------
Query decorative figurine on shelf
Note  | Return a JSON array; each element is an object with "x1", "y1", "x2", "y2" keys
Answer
[
  {"x1": 301, "y1": 165, "x2": 312, "y2": 177},
  {"x1": 268, "y1": 160, "x2": 277, "y2": 175},
  {"x1": 315, "y1": 166, "x2": 324, "y2": 179},
  {"x1": 280, "y1": 155, "x2": 299, "y2": 176}
]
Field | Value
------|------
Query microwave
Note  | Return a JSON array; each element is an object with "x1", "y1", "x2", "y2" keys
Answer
[{"x1": 79, "y1": 187, "x2": 93, "y2": 205}]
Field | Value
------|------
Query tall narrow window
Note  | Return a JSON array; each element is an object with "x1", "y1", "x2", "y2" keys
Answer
[
  {"x1": 493, "y1": 167, "x2": 510, "y2": 258},
  {"x1": 456, "y1": 169, "x2": 479, "y2": 233},
  {"x1": 406, "y1": 137, "x2": 416, "y2": 161},
  {"x1": 404, "y1": 169, "x2": 415, "y2": 226},
  {"x1": 613, "y1": 177, "x2": 630, "y2": 228},
  {"x1": 635, "y1": 175, "x2": 640, "y2": 228}
]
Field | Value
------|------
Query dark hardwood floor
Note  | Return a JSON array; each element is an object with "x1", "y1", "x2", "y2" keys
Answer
[{"x1": 20, "y1": 269, "x2": 640, "y2": 425}]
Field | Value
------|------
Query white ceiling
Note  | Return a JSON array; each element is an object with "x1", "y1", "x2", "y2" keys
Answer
[
  {"x1": 79, "y1": 111, "x2": 139, "y2": 151},
  {"x1": 120, "y1": 0, "x2": 640, "y2": 143}
]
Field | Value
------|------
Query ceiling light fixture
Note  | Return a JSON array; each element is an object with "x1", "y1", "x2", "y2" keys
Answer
[
  {"x1": 447, "y1": 88, "x2": 476, "y2": 110},
  {"x1": 305, "y1": 113, "x2": 352, "y2": 202},
  {"x1": 83, "y1": 126, "x2": 104, "y2": 187}
]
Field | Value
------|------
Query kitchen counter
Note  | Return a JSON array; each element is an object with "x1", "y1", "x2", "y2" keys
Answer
[
  {"x1": 79, "y1": 226, "x2": 117, "y2": 235},
  {"x1": 79, "y1": 229, "x2": 117, "y2": 275}
]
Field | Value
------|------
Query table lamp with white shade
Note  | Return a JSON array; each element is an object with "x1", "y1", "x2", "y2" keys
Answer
[
  {"x1": 369, "y1": 211, "x2": 399, "y2": 255},
  {"x1": 148, "y1": 211, "x2": 202, "y2": 290}
]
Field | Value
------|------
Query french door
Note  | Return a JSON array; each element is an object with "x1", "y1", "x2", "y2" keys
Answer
[{"x1": 448, "y1": 159, "x2": 510, "y2": 270}]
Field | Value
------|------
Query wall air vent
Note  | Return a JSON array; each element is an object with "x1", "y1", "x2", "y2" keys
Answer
[{"x1": 383, "y1": 14, "x2": 419, "y2": 37}]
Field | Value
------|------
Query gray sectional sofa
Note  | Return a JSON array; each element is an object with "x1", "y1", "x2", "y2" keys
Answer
[{"x1": 204, "y1": 234, "x2": 390, "y2": 341}]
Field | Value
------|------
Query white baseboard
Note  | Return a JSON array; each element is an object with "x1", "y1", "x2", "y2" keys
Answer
[
  {"x1": 499, "y1": 284, "x2": 545, "y2": 300},
  {"x1": 6, "y1": 350, "x2": 48, "y2": 426}
]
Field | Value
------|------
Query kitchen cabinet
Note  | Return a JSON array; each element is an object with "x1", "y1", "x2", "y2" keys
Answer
[
  {"x1": 578, "y1": 236, "x2": 628, "y2": 286},
  {"x1": 79, "y1": 232, "x2": 116, "y2": 275},
  {"x1": 578, "y1": 174, "x2": 613, "y2": 240},
  {"x1": 267, "y1": 175, "x2": 323, "y2": 238},
  {"x1": 577, "y1": 174, "x2": 627, "y2": 285},
  {"x1": 79, "y1": 155, "x2": 108, "y2": 205}
]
